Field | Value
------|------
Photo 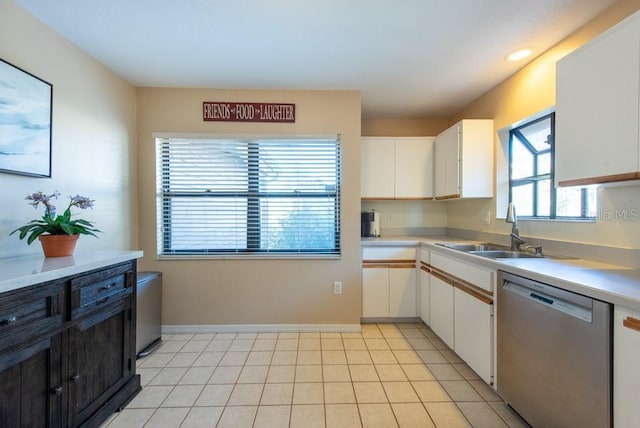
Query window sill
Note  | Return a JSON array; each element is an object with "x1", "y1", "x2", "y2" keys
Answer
[
  {"x1": 516, "y1": 217, "x2": 596, "y2": 223},
  {"x1": 156, "y1": 254, "x2": 342, "y2": 261}
]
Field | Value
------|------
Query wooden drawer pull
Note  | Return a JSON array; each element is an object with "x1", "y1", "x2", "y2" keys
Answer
[
  {"x1": 623, "y1": 316, "x2": 640, "y2": 332},
  {"x1": 430, "y1": 270, "x2": 454, "y2": 286},
  {"x1": 455, "y1": 283, "x2": 493, "y2": 305},
  {"x1": 0, "y1": 315, "x2": 17, "y2": 326}
]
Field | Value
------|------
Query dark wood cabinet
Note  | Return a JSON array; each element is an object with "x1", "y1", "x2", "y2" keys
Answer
[
  {"x1": 0, "y1": 259, "x2": 140, "y2": 428},
  {"x1": 0, "y1": 334, "x2": 65, "y2": 427}
]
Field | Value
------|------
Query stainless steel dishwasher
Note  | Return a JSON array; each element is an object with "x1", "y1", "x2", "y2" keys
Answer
[{"x1": 497, "y1": 271, "x2": 611, "y2": 428}]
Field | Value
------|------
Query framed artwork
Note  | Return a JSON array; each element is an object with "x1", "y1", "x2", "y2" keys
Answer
[{"x1": 0, "y1": 58, "x2": 52, "y2": 177}]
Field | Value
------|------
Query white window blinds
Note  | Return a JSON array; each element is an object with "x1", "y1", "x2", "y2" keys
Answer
[{"x1": 156, "y1": 137, "x2": 341, "y2": 256}]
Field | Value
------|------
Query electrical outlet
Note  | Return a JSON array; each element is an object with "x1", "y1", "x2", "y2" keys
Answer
[
  {"x1": 333, "y1": 281, "x2": 342, "y2": 294},
  {"x1": 480, "y1": 211, "x2": 491, "y2": 225},
  {"x1": 387, "y1": 213, "x2": 393, "y2": 223}
]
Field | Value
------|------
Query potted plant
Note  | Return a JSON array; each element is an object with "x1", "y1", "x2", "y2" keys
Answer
[{"x1": 11, "y1": 191, "x2": 100, "y2": 257}]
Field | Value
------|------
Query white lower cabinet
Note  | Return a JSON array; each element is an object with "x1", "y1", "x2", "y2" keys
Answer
[
  {"x1": 419, "y1": 264, "x2": 430, "y2": 325},
  {"x1": 419, "y1": 248, "x2": 430, "y2": 325},
  {"x1": 362, "y1": 245, "x2": 417, "y2": 318},
  {"x1": 614, "y1": 305, "x2": 640, "y2": 426},
  {"x1": 428, "y1": 251, "x2": 495, "y2": 385},
  {"x1": 362, "y1": 268, "x2": 390, "y2": 318},
  {"x1": 389, "y1": 268, "x2": 417, "y2": 317},
  {"x1": 362, "y1": 266, "x2": 417, "y2": 317},
  {"x1": 429, "y1": 272, "x2": 455, "y2": 348},
  {"x1": 454, "y1": 287, "x2": 493, "y2": 384}
]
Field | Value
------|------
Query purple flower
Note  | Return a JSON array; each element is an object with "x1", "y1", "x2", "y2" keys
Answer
[
  {"x1": 69, "y1": 195, "x2": 94, "y2": 209},
  {"x1": 25, "y1": 191, "x2": 59, "y2": 217}
]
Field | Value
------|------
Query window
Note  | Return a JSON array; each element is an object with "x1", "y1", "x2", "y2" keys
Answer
[
  {"x1": 509, "y1": 113, "x2": 595, "y2": 219},
  {"x1": 157, "y1": 137, "x2": 341, "y2": 256}
]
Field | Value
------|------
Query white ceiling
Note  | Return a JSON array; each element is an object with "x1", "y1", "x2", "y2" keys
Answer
[{"x1": 15, "y1": 0, "x2": 616, "y2": 119}]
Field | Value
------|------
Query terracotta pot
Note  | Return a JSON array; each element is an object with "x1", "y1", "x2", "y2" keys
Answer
[{"x1": 38, "y1": 234, "x2": 79, "y2": 257}]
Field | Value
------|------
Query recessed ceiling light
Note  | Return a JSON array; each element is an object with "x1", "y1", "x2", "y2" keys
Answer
[{"x1": 506, "y1": 48, "x2": 532, "y2": 62}]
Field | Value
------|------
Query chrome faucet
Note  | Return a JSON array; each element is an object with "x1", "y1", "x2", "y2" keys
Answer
[{"x1": 506, "y1": 202, "x2": 526, "y2": 251}]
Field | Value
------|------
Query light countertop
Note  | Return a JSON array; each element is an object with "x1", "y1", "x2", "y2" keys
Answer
[
  {"x1": 0, "y1": 250, "x2": 144, "y2": 294},
  {"x1": 362, "y1": 236, "x2": 640, "y2": 311}
]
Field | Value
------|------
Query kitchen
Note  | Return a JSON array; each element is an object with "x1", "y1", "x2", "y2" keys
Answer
[{"x1": 1, "y1": 0, "x2": 640, "y2": 426}]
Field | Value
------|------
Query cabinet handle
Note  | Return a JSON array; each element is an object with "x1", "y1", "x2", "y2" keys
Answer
[
  {"x1": 429, "y1": 269, "x2": 454, "y2": 286},
  {"x1": 623, "y1": 316, "x2": 640, "y2": 333},
  {"x1": 96, "y1": 296, "x2": 110, "y2": 305},
  {"x1": 454, "y1": 282, "x2": 493, "y2": 305},
  {"x1": 51, "y1": 386, "x2": 63, "y2": 396},
  {"x1": 0, "y1": 315, "x2": 17, "y2": 326},
  {"x1": 70, "y1": 374, "x2": 80, "y2": 382},
  {"x1": 100, "y1": 282, "x2": 117, "y2": 291}
]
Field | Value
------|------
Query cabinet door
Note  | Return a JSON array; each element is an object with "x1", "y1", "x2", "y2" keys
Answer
[
  {"x1": 454, "y1": 287, "x2": 493, "y2": 384},
  {"x1": 434, "y1": 125, "x2": 460, "y2": 199},
  {"x1": 429, "y1": 273, "x2": 454, "y2": 348},
  {"x1": 556, "y1": 13, "x2": 640, "y2": 186},
  {"x1": 361, "y1": 138, "x2": 395, "y2": 198},
  {"x1": 419, "y1": 265, "x2": 430, "y2": 325},
  {"x1": 69, "y1": 297, "x2": 133, "y2": 426},
  {"x1": 614, "y1": 305, "x2": 640, "y2": 426},
  {"x1": 362, "y1": 267, "x2": 389, "y2": 317},
  {"x1": 389, "y1": 267, "x2": 416, "y2": 317},
  {"x1": 395, "y1": 138, "x2": 435, "y2": 198},
  {"x1": 0, "y1": 335, "x2": 64, "y2": 427},
  {"x1": 458, "y1": 120, "x2": 494, "y2": 198}
]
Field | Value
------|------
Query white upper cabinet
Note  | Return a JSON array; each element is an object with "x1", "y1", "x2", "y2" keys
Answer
[
  {"x1": 434, "y1": 119, "x2": 494, "y2": 199},
  {"x1": 361, "y1": 138, "x2": 395, "y2": 198},
  {"x1": 434, "y1": 125, "x2": 460, "y2": 198},
  {"x1": 555, "y1": 11, "x2": 640, "y2": 187},
  {"x1": 361, "y1": 137, "x2": 434, "y2": 199}
]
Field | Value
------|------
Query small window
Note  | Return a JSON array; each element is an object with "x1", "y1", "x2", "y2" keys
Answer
[
  {"x1": 509, "y1": 113, "x2": 595, "y2": 219},
  {"x1": 156, "y1": 137, "x2": 341, "y2": 257}
]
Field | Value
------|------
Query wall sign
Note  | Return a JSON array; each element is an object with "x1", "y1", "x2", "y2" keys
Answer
[{"x1": 203, "y1": 102, "x2": 295, "y2": 123}]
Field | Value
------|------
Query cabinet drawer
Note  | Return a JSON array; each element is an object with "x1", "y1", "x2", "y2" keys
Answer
[
  {"x1": 363, "y1": 246, "x2": 416, "y2": 262},
  {"x1": 0, "y1": 282, "x2": 63, "y2": 354},
  {"x1": 71, "y1": 262, "x2": 134, "y2": 319},
  {"x1": 431, "y1": 252, "x2": 494, "y2": 293},
  {"x1": 419, "y1": 248, "x2": 430, "y2": 263}
]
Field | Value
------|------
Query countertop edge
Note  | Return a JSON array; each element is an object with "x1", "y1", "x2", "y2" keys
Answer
[
  {"x1": 362, "y1": 237, "x2": 640, "y2": 311},
  {"x1": 0, "y1": 250, "x2": 144, "y2": 294}
]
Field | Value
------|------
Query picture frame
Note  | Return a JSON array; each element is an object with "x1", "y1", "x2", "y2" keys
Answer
[{"x1": 0, "y1": 58, "x2": 52, "y2": 177}]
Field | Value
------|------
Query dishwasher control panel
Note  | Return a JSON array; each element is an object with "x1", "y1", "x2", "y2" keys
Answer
[{"x1": 503, "y1": 281, "x2": 593, "y2": 322}]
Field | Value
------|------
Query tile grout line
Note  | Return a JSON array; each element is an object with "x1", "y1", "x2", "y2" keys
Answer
[{"x1": 118, "y1": 323, "x2": 522, "y2": 428}]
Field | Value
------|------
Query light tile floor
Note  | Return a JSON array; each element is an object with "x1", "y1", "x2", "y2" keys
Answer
[{"x1": 102, "y1": 323, "x2": 529, "y2": 428}]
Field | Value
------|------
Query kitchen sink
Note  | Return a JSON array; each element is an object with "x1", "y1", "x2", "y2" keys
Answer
[
  {"x1": 435, "y1": 242, "x2": 509, "y2": 252},
  {"x1": 435, "y1": 242, "x2": 571, "y2": 259},
  {"x1": 468, "y1": 250, "x2": 543, "y2": 259}
]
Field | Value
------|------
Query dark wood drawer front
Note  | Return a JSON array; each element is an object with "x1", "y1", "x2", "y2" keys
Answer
[
  {"x1": 0, "y1": 282, "x2": 62, "y2": 354},
  {"x1": 71, "y1": 262, "x2": 134, "y2": 319}
]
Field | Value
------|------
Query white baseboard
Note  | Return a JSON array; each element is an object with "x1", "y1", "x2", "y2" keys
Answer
[{"x1": 162, "y1": 324, "x2": 362, "y2": 335}]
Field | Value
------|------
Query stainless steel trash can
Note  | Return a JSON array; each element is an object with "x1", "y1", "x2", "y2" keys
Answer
[{"x1": 137, "y1": 271, "x2": 162, "y2": 358}]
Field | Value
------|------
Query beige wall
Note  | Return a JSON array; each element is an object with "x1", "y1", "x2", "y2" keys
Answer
[
  {"x1": 362, "y1": 118, "x2": 448, "y2": 137},
  {"x1": 0, "y1": 0, "x2": 138, "y2": 258},
  {"x1": 446, "y1": 0, "x2": 640, "y2": 249},
  {"x1": 136, "y1": 88, "x2": 362, "y2": 325}
]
